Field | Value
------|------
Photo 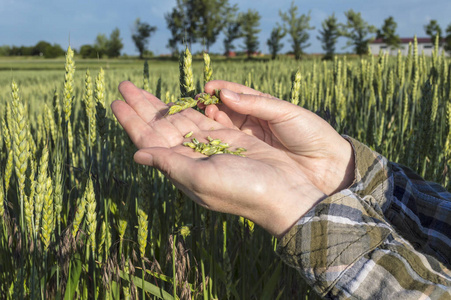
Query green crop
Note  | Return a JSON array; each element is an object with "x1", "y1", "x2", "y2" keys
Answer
[{"x1": 0, "y1": 38, "x2": 450, "y2": 299}]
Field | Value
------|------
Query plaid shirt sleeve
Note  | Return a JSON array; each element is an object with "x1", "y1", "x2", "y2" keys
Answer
[{"x1": 277, "y1": 136, "x2": 451, "y2": 299}]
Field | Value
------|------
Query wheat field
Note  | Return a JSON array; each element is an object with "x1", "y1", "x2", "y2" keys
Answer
[{"x1": 0, "y1": 38, "x2": 450, "y2": 299}]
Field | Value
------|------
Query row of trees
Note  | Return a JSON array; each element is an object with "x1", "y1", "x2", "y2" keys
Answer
[
  {"x1": 0, "y1": 29, "x2": 125, "y2": 59},
  {"x1": 2, "y1": 1, "x2": 451, "y2": 59},
  {"x1": 79, "y1": 28, "x2": 124, "y2": 58},
  {"x1": 0, "y1": 41, "x2": 65, "y2": 58},
  {"x1": 76, "y1": 19, "x2": 154, "y2": 59},
  {"x1": 0, "y1": 19, "x2": 153, "y2": 59},
  {"x1": 163, "y1": 1, "x2": 451, "y2": 59}
]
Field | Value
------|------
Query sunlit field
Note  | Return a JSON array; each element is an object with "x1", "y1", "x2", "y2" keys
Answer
[{"x1": 0, "y1": 40, "x2": 449, "y2": 299}]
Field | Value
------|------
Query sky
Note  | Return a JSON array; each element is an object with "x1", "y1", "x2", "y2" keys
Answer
[{"x1": 1, "y1": 0, "x2": 450, "y2": 56}]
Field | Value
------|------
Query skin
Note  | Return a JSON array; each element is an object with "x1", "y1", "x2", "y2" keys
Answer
[{"x1": 111, "y1": 80, "x2": 355, "y2": 238}]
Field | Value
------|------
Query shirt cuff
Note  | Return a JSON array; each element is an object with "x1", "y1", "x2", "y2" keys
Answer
[{"x1": 276, "y1": 189, "x2": 391, "y2": 296}]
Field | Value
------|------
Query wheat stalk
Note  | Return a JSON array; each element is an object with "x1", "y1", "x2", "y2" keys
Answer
[
  {"x1": 83, "y1": 69, "x2": 96, "y2": 147},
  {"x1": 84, "y1": 178, "x2": 97, "y2": 253},
  {"x1": 95, "y1": 68, "x2": 107, "y2": 139},
  {"x1": 63, "y1": 46, "x2": 75, "y2": 123},
  {"x1": 40, "y1": 177, "x2": 54, "y2": 249},
  {"x1": 11, "y1": 81, "x2": 30, "y2": 231},
  {"x1": 137, "y1": 207, "x2": 148, "y2": 258},
  {"x1": 44, "y1": 104, "x2": 57, "y2": 143},
  {"x1": 179, "y1": 47, "x2": 195, "y2": 98},
  {"x1": 290, "y1": 70, "x2": 301, "y2": 105},
  {"x1": 53, "y1": 157, "x2": 63, "y2": 226},
  {"x1": 155, "y1": 77, "x2": 162, "y2": 99},
  {"x1": 1, "y1": 117, "x2": 11, "y2": 151},
  {"x1": 0, "y1": 177, "x2": 5, "y2": 221},
  {"x1": 33, "y1": 146, "x2": 49, "y2": 237},
  {"x1": 203, "y1": 52, "x2": 213, "y2": 85},
  {"x1": 98, "y1": 220, "x2": 106, "y2": 262},
  {"x1": 143, "y1": 60, "x2": 151, "y2": 93},
  {"x1": 72, "y1": 193, "x2": 86, "y2": 239},
  {"x1": 4, "y1": 150, "x2": 13, "y2": 197}
]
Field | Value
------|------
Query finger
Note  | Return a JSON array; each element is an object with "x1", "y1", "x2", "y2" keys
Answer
[
  {"x1": 112, "y1": 99, "x2": 229, "y2": 149},
  {"x1": 204, "y1": 104, "x2": 218, "y2": 119},
  {"x1": 134, "y1": 147, "x2": 207, "y2": 197},
  {"x1": 219, "y1": 88, "x2": 299, "y2": 123},
  {"x1": 211, "y1": 110, "x2": 235, "y2": 129},
  {"x1": 202, "y1": 95, "x2": 246, "y2": 129},
  {"x1": 118, "y1": 81, "x2": 165, "y2": 123},
  {"x1": 111, "y1": 100, "x2": 173, "y2": 148},
  {"x1": 204, "y1": 105, "x2": 234, "y2": 128},
  {"x1": 141, "y1": 88, "x2": 170, "y2": 110},
  {"x1": 112, "y1": 100, "x2": 199, "y2": 148},
  {"x1": 205, "y1": 80, "x2": 265, "y2": 96}
]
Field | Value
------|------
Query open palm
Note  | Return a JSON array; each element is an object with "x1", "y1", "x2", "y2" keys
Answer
[{"x1": 111, "y1": 81, "x2": 326, "y2": 237}]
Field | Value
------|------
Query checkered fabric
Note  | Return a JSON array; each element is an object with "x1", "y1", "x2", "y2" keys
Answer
[{"x1": 277, "y1": 137, "x2": 451, "y2": 299}]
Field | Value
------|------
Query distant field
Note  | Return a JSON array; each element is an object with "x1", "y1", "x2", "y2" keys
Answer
[
  {"x1": 0, "y1": 54, "x2": 279, "y2": 71},
  {"x1": 0, "y1": 56, "x2": 157, "y2": 71},
  {"x1": 0, "y1": 55, "x2": 300, "y2": 113}
]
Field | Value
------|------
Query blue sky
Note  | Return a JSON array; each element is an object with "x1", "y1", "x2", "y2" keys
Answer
[{"x1": 1, "y1": 0, "x2": 450, "y2": 56}]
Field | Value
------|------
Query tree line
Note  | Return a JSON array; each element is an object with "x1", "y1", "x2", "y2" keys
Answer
[
  {"x1": 154, "y1": 2, "x2": 451, "y2": 60},
  {"x1": 2, "y1": 1, "x2": 451, "y2": 59}
]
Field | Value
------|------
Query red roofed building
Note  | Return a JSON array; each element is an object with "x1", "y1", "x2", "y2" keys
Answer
[{"x1": 369, "y1": 37, "x2": 449, "y2": 57}]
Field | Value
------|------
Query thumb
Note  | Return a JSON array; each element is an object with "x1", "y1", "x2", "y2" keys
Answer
[
  {"x1": 134, "y1": 147, "x2": 196, "y2": 187},
  {"x1": 219, "y1": 88, "x2": 298, "y2": 122}
]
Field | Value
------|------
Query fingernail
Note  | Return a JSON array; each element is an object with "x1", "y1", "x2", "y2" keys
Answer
[{"x1": 221, "y1": 89, "x2": 239, "y2": 103}]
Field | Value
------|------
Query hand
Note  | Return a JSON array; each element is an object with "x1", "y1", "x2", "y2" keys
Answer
[
  {"x1": 111, "y1": 81, "x2": 327, "y2": 238},
  {"x1": 202, "y1": 80, "x2": 355, "y2": 196}
]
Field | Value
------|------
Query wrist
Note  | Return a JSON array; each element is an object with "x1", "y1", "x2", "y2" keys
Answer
[
  {"x1": 272, "y1": 184, "x2": 327, "y2": 239},
  {"x1": 321, "y1": 136, "x2": 356, "y2": 195}
]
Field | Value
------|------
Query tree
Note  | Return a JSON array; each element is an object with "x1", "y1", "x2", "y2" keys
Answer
[
  {"x1": 182, "y1": 0, "x2": 200, "y2": 48},
  {"x1": 9, "y1": 46, "x2": 33, "y2": 56},
  {"x1": 32, "y1": 41, "x2": 52, "y2": 56},
  {"x1": 9, "y1": 46, "x2": 22, "y2": 56},
  {"x1": 280, "y1": 2, "x2": 314, "y2": 60},
  {"x1": 44, "y1": 44, "x2": 65, "y2": 58},
  {"x1": 317, "y1": 14, "x2": 340, "y2": 60},
  {"x1": 164, "y1": 0, "x2": 199, "y2": 50},
  {"x1": 132, "y1": 18, "x2": 157, "y2": 59},
  {"x1": 445, "y1": 24, "x2": 451, "y2": 55},
  {"x1": 424, "y1": 20, "x2": 442, "y2": 45},
  {"x1": 79, "y1": 45, "x2": 97, "y2": 58},
  {"x1": 377, "y1": 16, "x2": 401, "y2": 49},
  {"x1": 342, "y1": 10, "x2": 376, "y2": 55},
  {"x1": 223, "y1": 4, "x2": 242, "y2": 57},
  {"x1": 165, "y1": 5, "x2": 185, "y2": 56},
  {"x1": 267, "y1": 26, "x2": 286, "y2": 59},
  {"x1": 94, "y1": 34, "x2": 108, "y2": 58},
  {"x1": 165, "y1": 0, "x2": 230, "y2": 53},
  {"x1": 0, "y1": 45, "x2": 11, "y2": 56},
  {"x1": 195, "y1": 0, "x2": 230, "y2": 52},
  {"x1": 240, "y1": 9, "x2": 261, "y2": 58},
  {"x1": 107, "y1": 28, "x2": 123, "y2": 58}
]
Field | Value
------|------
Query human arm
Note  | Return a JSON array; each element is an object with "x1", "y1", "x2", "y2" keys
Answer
[
  {"x1": 202, "y1": 81, "x2": 451, "y2": 298},
  {"x1": 277, "y1": 138, "x2": 451, "y2": 299}
]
